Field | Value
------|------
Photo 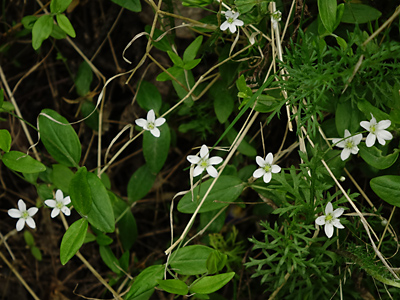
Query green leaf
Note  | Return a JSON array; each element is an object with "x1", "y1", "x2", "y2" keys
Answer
[
  {"x1": 189, "y1": 272, "x2": 235, "y2": 294},
  {"x1": 21, "y1": 15, "x2": 38, "y2": 30},
  {"x1": 156, "y1": 65, "x2": 184, "y2": 82},
  {"x1": 359, "y1": 145, "x2": 399, "y2": 170},
  {"x1": 178, "y1": 176, "x2": 244, "y2": 213},
  {"x1": 75, "y1": 61, "x2": 93, "y2": 97},
  {"x1": 167, "y1": 51, "x2": 184, "y2": 68},
  {"x1": 39, "y1": 109, "x2": 81, "y2": 167},
  {"x1": 235, "y1": 0, "x2": 257, "y2": 14},
  {"x1": 50, "y1": 24, "x2": 67, "y2": 39},
  {"x1": 125, "y1": 265, "x2": 164, "y2": 300},
  {"x1": 52, "y1": 164, "x2": 74, "y2": 194},
  {"x1": 226, "y1": 127, "x2": 256, "y2": 157},
  {"x1": 370, "y1": 176, "x2": 400, "y2": 207},
  {"x1": 32, "y1": 15, "x2": 53, "y2": 50},
  {"x1": 157, "y1": 279, "x2": 188, "y2": 296},
  {"x1": 183, "y1": 35, "x2": 203, "y2": 63},
  {"x1": 210, "y1": 81, "x2": 234, "y2": 124},
  {"x1": 99, "y1": 245, "x2": 121, "y2": 274},
  {"x1": 127, "y1": 164, "x2": 156, "y2": 202},
  {"x1": 143, "y1": 123, "x2": 170, "y2": 173},
  {"x1": 206, "y1": 250, "x2": 227, "y2": 274},
  {"x1": 31, "y1": 246, "x2": 43, "y2": 261},
  {"x1": 335, "y1": 101, "x2": 362, "y2": 136},
  {"x1": 56, "y1": 14, "x2": 76, "y2": 37},
  {"x1": 236, "y1": 75, "x2": 252, "y2": 96},
  {"x1": 69, "y1": 167, "x2": 92, "y2": 216},
  {"x1": 183, "y1": 58, "x2": 201, "y2": 70},
  {"x1": 170, "y1": 245, "x2": 214, "y2": 275},
  {"x1": 318, "y1": 0, "x2": 337, "y2": 33},
  {"x1": 145, "y1": 26, "x2": 173, "y2": 52},
  {"x1": 0, "y1": 129, "x2": 11, "y2": 152},
  {"x1": 24, "y1": 231, "x2": 35, "y2": 246},
  {"x1": 357, "y1": 99, "x2": 391, "y2": 123},
  {"x1": 96, "y1": 233, "x2": 113, "y2": 246},
  {"x1": 2, "y1": 151, "x2": 46, "y2": 173},
  {"x1": 50, "y1": 0, "x2": 72, "y2": 13},
  {"x1": 86, "y1": 172, "x2": 115, "y2": 232},
  {"x1": 110, "y1": 0, "x2": 141, "y2": 12},
  {"x1": 341, "y1": 3, "x2": 382, "y2": 24},
  {"x1": 60, "y1": 218, "x2": 88, "y2": 265},
  {"x1": 136, "y1": 81, "x2": 162, "y2": 114},
  {"x1": 0, "y1": 101, "x2": 14, "y2": 112},
  {"x1": 81, "y1": 100, "x2": 99, "y2": 131}
]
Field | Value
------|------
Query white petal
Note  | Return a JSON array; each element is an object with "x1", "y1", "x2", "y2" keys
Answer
[
  {"x1": 365, "y1": 133, "x2": 376, "y2": 147},
  {"x1": 340, "y1": 148, "x2": 351, "y2": 160},
  {"x1": 220, "y1": 21, "x2": 229, "y2": 31},
  {"x1": 265, "y1": 153, "x2": 273, "y2": 164},
  {"x1": 187, "y1": 155, "x2": 201, "y2": 164},
  {"x1": 206, "y1": 166, "x2": 218, "y2": 178},
  {"x1": 360, "y1": 120, "x2": 370, "y2": 130},
  {"x1": 325, "y1": 202, "x2": 333, "y2": 214},
  {"x1": 55, "y1": 189, "x2": 64, "y2": 201},
  {"x1": 18, "y1": 199, "x2": 26, "y2": 212},
  {"x1": 229, "y1": 24, "x2": 237, "y2": 33},
  {"x1": 263, "y1": 172, "x2": 272, "y2": 184},
  {"x1": 147, "y1": 110, "x2": 156, "y2": 123},
  {"x1": 233, "y1": 20, "x2": 244, "y2": 27},
  {"x1": 208, "y1": 156, "x2": 223, "y2": 165},
  {"x1": 324, "y1": 223, "x2": 334, "y2": 238},
  {"x1": 332, "y1": 207, "x2": 344, "y2": 218},
  {"x1": 154, "y1": 118, "x2": 166, "y2": 127},
  {"x1": 378, "y1": 130, "x2": 393, "y2": 141},
  {"x1": 377, "y1": 120, "x2": 391, "y2": 129},
  {"x1": 150, "y1": 128, "x2": 160, "y2": 137},
  {"x1": 199, "y1": 145, "x2": 209, "y2": 159},
  {"x1": 45, "y1": 199, "x2": 57, "y2": 208},
  {"x1": 63, "y1": 196, "x2": 71, "y2": 205},
  {"x1": 352, "y1": 133, "x2": 363, "y2": 145},
  {"x1": 61, "y1": 206, "x2": 71, "y2": 216},
  {"x1": 225, "y1": 11, "x2": 234, "y2": 18},
  {"x1": 27, "y1": 207, "x2": 38, "y2": 217},
  {"x1": 344, "y1": 130, "x2": 351, "y2": 138},
  {"x1": 253, "y1": 168, "x2": 265, "y2": 178},
  {"x1": 51, "y1": 208, "x2": 60, "y2": 218},
  {"x1": 25, "y1": 217, "x2": 36, "y2": 229},
  {"x1": 271, "y1": 165, "x2": 281, "y2": 173},
  {"x1": 315, "y1": 216, "x2": 326, "y2": 226},
  {"x1": 16, "y1": 219, "x2": 26, "y2": 231},
  {"x1": 332, "y1": 219, "x2": 345, "y2": 229},
  {"x1": 193, "y1": 166, "x2": 204, "y2": 177},
  {"x1": 350, "y1": 145, "x2": 359, "y2": 155},
  {"x1": 8, "y1": 208, "x2": 22, "y2": 218},
  {"x1": 135, "y1": 118, "x2": 148, "y2": 128},
  {"x1": 255, "y1": 156, "x2": 265, "y2": 167},
  {"x1": 232, "y1": 12, "x2": 240, "y2": 19}
]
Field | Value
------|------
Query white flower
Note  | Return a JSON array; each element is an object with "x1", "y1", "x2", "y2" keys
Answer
[
  {"x1": 45, "y1": 189, "x2": 71, "y2": 218},
  {"x1": 315, "y1": 202, "x2": 345, "y2": 238},
  {"x1": 8, "y1": 199, "x2": 38, "y2": 231},
  {"x1": 360, "y1": 114, "x2": 392, "y2": 147},
  {"x1": 220, "y1": 10, "x2": 244, "y2": 33},
  {"x1": 332, "y1": 129, "x2": 363, "y2": 161},
  {"x1": 187, "y1": 144, "x2": 223, "y2": 178},
  {"x1": 271, "y1": 10, "x2": 282, "y2": 29},
  {"x1": 135, "y1": 109, "x2": 166, "y2": 138},
  {"x1": 253, "y1": 152, "x2": 281, "y2": 184}
]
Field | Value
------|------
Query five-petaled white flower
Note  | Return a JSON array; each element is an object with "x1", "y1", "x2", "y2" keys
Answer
[
  {"x1": 271, "y1": 10, "x2": 282, "y2": 29},
  {"x1": 332, "y1": 129, "x2": 363, "y2": 161},
  {"x1": 8, "y1": 199, "x2": 38, "y2": 231},
  {"x1": 253, "y1": 152, "x2": 281, "y2": 184},
  {"x1": 360, "y1": 114, "x2": 392, "y2": 147},
  {"x1": 135, "y1": 109, "x2": 166, "y2": 138},
  {"x1": 45, "y1": 189, "x2": 71, "y2": 218},
  {"x1": 315, "y1": 202, "x2": 345, "y2": 238},
  {"x1": 187, "y1": 144, "x2": 223, "y2": 178},
  {"x1": 220, "y1": 10, "x2": 244, "y2": 33}
]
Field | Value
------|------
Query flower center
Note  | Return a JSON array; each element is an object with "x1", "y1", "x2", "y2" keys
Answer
[
  {"x1": 345, "y1": 141, "x2": 354, "y2": 149},
  {"x1": 325, "y1": 214, "x2": 333, "y2": 222},
  {"x1": 200, "y1": 159, "x2": 209, "y2": 168},
  {"x1": 56, "y1": 201, "x2": 64, "y2": 209},
  {"x1": 227, "y1": 17, "x2": 234, "y2": 24},
  {"x1": 22, "y1": 211, "x2": 29, "y2": 220},
  {"x1": 263, "y1": 164, "x2": 271, "y2": 173},
  {"x1": 148, "y1": 122, "x2": 155, "y2": 130},
  {"x1": 370, "y1": 125, "x2": 376, "y2": 134}
]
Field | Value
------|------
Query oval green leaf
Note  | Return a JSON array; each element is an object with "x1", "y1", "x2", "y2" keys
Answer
[
  {"x1": 0, "y1": 129, "x2": 11, "y2": 152},
  {"x1": 127, "y1": 164, "x2": 156, "y2": 203},
  {"x1": 39, "y1": 109, "x2": 81, "y2": 167},
  {"x1": 359, "y1": 144, "x2": 399, "y2": 170},
  {"x1": 50, "y1": 0, "x2": 72, "y2": 13},
  {"x1": 56, "y1": 14, "x2": 76, "y2": 38},
  {"x1": 143, "y1": 123, "x2": 170, "y2": 174},
  {"x1": 189, "y1": 272, "x2": 235, "y2": 294},
  {"x1": 136, "y1": 81, "x2": 162, "y2": 114},
  {"x1": 99, "y1": 245, "x2": 121, "y2": 274},
  {"x1": 60, "y1": 218, "x2": 88, "y2": 265},
  {"x1": 170, "y1": 245, "x2": 213, "y2": 275},
  {"x1": 69, "y1": 167, "x2": 92, "y2": 216},
  {"x1": 370, "y1": 175, "x2": 400, "y2": 207},
  {"x1": 32, "y1": 15, "x2": 53, "y2": 50},
  {"x1": 125, "y1": 265, "x2": 164, "y2": 300},
  {"x1": 86, "y1": 172, "x2": 115, "y2": 232},
  {"x1": 177, "y1": 176, "x2": 244, "y2": 214},
  {"x1": 110, "y1": 0, "x2": 141, "y2": 12},
  {"x1": 341, "y1": 3, "x2": 382, "y2": 24},
  {"x1": 157, "y1": 279, "x2": 188, "y2": 296},
  {"x1": 318, "y1": 0, "x2": 337, "y2": 33},
  {"x1": 2, "y1": 151, "x2": 46, "y2": 173},
  {"x1": 52, "y1": 164, "x2": 74, "y2": 194},
  {"x1": 335, "y1": 101, "x2": 362, "y2": 136}
]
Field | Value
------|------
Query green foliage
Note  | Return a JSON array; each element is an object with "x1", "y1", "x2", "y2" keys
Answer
[
  {"x1": 2, "y1": 151, "x2": 46, "y2": 173},
  {"x1": 370, "y1": 175, "x2": 400, "y2": 207},
  {"x1": 189, "y1": 272, "x2": 235, "y2": 294},
  {"x1": 60, "y1": 218, "x2": 88, "y2": 265},
  {"x1": 136, "y1": 81, "x2": 162, "y2": 113},
  {"x1": 170, "y1": 245, "x2": 214, "y2": 275},
  {"x1": 143, "y1": 123, "x2": 170, "y2": 173},
  {"x1": 110, "y1": 0, "x2": 142, "y2": 12},
  {"x1": 125, "y1": 265, "x2": 164, "y2": 300},
  {"x1": 0, "y1": 129, "x2": 12, "y2": 152},
  {"x1": 127, "y1": 164, "x2": 156, "y2": 203},
  {"x1": 69, "y1": 167, "x2": 92, "y2": 216}
]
